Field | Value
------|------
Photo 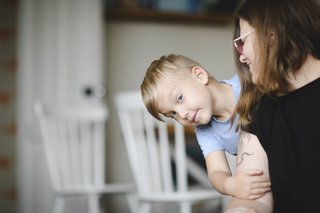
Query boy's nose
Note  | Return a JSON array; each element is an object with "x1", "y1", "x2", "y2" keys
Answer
[{"x1": 177, "y1": 110, "x2": 189, "y2": 120}]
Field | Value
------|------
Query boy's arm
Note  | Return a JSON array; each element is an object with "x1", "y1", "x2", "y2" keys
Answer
[
  {"x1": 205, "y1": 150, "x2": 232, "y2": 195},
  {"x1": 225, "y1": 131, "x2": 273, "y2": 213}
]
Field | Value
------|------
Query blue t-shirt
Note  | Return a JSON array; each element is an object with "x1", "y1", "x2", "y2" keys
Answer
[{"x1": 195, "y1": 75, "x2": 240, "y2": 157}]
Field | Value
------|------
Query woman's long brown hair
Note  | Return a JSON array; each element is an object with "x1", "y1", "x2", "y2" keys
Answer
[{"x1": 231, "y1": 0, "x2": 320, "y2": 130}]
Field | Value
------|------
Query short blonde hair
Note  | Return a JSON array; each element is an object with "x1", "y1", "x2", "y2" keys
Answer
[{"x1": 141, "y1": 54, "x2": 205, "y2": 121}]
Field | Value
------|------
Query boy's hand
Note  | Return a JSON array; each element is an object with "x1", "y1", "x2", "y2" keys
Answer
[{"x1": 227, "y1": 169, "x2": 271, "y2": 200}]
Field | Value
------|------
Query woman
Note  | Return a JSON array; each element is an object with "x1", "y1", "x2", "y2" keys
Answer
[{"x1": 231, "y1": 0, "x2": 320, "y2": 212}]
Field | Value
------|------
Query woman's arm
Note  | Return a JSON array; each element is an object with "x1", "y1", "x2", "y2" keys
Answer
[
  {"x1": 225, "y1": 131, "x2": 273, "y2": 213},
  {"x1": 206, "y1": 147, "x2": 270, "y2": 199}
]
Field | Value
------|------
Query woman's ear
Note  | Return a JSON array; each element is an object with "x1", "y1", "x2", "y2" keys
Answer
[
  {"x1": 192, "y1": 66, "x2": 209, "y2": 85},
  {"x1": 268, "y1": 30, "x2": 276, "y2": 46}
]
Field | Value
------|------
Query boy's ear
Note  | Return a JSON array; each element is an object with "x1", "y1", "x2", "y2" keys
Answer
[{"x1": 192, "y1": 66, "x2": 209, "y2": 85}]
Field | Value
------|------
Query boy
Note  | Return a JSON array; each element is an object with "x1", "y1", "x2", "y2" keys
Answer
[{"x1": 140, "y1": 54, "x2": 270, "y2": 200}]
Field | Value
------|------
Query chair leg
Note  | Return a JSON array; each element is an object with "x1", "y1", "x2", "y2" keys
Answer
[
  {"x1": 126, "y1": 192, "x2": 139, "y2": 213},
  {"x1": 180, "y1": 202, "x2": 192, "y2": 213},
  {"x1": 88, "y1": 194, "x2": 100, "y2": 213},
  {"x1": 53, "y1": 197, "x2": 64, "y2": 213}
]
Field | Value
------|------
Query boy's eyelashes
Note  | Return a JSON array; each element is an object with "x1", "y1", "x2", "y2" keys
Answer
[
  {"x1": 161, "y1": 112, "x2": 176, "y2": 119},
  {"x1": 161, "y1": 93, "x2": 182, "y2": 119},
  {"x1": 177, "y1": 94, "x2": 183, "y2": 103}
]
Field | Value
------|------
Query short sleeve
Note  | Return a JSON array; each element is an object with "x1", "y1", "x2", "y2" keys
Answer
[{"x1": 195, "y1": 124, "x2": 224, "y2": 157}]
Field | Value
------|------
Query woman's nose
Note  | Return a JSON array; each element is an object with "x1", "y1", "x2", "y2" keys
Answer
[{"x1": 239, "y1": 54, "x2": 247, "y2": 63}]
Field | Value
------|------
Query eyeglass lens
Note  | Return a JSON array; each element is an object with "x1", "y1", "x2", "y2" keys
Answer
[{"x1": 234, "y1": 39, "x2": 243, "y2": 54}]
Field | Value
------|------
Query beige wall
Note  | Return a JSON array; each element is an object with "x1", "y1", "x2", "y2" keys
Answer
[{"x1": 105, "y1": 20, "x2": 235, "y2": 212}]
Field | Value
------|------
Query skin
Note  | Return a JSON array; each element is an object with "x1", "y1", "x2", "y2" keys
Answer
[
  {"x1": 157, "y1": 66, "x2": 235, "y2": 126},
  {"x1": 238, "y1": 19, "x2": 260, "y2": 83},
  {"x1": 226, "y1": 132, "x2": 273, "y2": 213},
  {"x1": 239, "y1": 19, "x2": 320, "y2": 89},
  {"x1": 156, "y1": 66, "x2": 271, "y2": 200}
]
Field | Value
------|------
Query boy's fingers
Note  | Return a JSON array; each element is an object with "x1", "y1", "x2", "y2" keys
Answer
[
  {"x1": 250, "y1": 187, "x2": 271, "y2": 195},
  {"x1": 252, "y1": 182, "x2": 271, "y2": 189},
  {"x1": 251, "y1": 176, "x2": 271, "y2": 183},
  {"x1": 246, "y1": 169, "x2": 263, "y2": 176}
]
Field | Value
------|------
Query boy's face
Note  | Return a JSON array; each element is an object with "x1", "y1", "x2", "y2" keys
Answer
[{"x1": 157, "y1": 67, "x2": 214, "y2": 126}]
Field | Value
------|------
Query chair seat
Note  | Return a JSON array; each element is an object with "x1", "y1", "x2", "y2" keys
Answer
[
  {"x1": 140, "y1": 189, "x2": 221, "y2": 203},
  {"x1": 55, "y1": 183, "x2": 136, "y2": 196}
]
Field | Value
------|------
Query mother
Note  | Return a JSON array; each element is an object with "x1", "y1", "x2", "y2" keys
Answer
[{"x1": 229, "y1": 0, "x2": 320, "y2": 212}]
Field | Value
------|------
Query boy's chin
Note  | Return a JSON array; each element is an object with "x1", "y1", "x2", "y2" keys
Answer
[
  {"x1": 202, "y1": 116, "x2": 212, "y2": 125},
  {"x1": 197, "y1": 120, "x2": 210, "y2": 126}
]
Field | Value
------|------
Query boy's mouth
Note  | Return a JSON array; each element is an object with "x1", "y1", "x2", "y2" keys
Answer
[{"x1": 192, "y1": 110, "x2": 198, "y2": 123}]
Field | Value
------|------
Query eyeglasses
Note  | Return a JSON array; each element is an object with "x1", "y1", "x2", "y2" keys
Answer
[{"x1": 233, "y1": 30, "x2": 255, "y2": 54}]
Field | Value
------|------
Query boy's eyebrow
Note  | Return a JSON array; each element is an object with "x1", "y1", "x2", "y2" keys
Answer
[{"x1": 157, "y1": 88, "x2": 177, "y2": 115}]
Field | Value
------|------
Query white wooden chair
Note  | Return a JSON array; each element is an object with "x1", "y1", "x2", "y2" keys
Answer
[
  {"x1": 115, "y1": 90, "x2": 223, "y2": 213},
  {"x1": 34, "y1": 102, "x2": 137, "y2": 213}
]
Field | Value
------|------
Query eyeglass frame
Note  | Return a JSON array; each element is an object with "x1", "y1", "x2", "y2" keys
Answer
[{"x1": 233, "y1": 30, "x2": 255, "y2": 54}]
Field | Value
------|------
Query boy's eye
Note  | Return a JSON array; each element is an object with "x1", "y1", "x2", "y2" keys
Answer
[{"x1": 177, "y1": 94, "x2": 183, "y2": 103}]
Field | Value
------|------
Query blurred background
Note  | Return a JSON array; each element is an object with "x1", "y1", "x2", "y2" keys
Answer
[{"x1": 0, "y1": 0, "x2": 236, "y2": 212}]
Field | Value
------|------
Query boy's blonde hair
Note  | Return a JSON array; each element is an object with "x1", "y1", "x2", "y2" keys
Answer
[{"x1": 141, "y1": 54, "x2": 209, "y2": 121}]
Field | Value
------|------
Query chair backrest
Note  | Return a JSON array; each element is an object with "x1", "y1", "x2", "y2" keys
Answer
[
  {"x1": 115, "y1": 90, "x2": 190, "y2": 195},
  {"x1": 34, "y1": 102, "x2": 108, "y2": 192}
]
